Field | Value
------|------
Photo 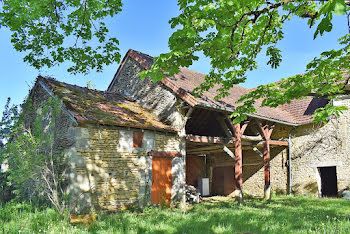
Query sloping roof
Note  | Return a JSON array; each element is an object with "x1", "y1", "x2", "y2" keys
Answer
[
  {"x1": 38, "y1": 76, "x2": 177, "y2": 132},
  {"x1": 113, "y1": 49, "x2": 330, "y2": 125}
]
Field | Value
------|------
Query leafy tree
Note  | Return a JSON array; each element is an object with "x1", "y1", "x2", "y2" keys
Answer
[
  {"x1": 0, "y1": 0, "x2": 122, "y2": 74},
  {"x1": 0, "y1": 98, "x2": 17, "y2": 204},
  {"x1": 0, "y1": 97, "x2": 69, "y2": 213},
  {"x1": 140, "y1": 0, "x2": 350, "y2": 123}
]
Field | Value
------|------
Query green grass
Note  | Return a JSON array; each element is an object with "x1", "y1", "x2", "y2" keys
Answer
[{"x1": 1, "y1": 195, "x2": 350, "y2": 233}]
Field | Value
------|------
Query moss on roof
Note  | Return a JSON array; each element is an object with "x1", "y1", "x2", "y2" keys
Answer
[{"x1": 38, "y1": 76, "x2": 177, "y2": 132}]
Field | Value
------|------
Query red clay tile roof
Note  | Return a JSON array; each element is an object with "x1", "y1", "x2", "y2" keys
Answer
[
  {"x1": 38, "y1": 76, "x2": 177, "y2": 132},
  {"x1": 123, "y1": 49, "x2": 331, "y2": 125}
]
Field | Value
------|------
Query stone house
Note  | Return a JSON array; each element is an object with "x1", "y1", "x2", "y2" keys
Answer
[
  {"x1": 28, "y1": 77, "x2": 185, "y2": 212},
  {"x1": 28, "y1": 49, "x2": 349, "y2": 212}
]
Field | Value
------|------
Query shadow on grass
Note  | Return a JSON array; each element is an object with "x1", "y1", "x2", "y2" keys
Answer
[
  {"x1": 85, "y1": 196, "x2": 350, "y2": 234},
  {"x1": 2, "y1": 196, "x2": 349, "y2": 233}
]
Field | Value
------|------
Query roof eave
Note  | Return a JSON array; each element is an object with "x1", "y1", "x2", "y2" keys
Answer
[{"x1": 246, "y1": 113, "x2": 313, "y2": 126}]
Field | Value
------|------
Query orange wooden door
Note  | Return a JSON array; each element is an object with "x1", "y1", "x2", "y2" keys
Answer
[{"x1": 151, "y1": 157, "x2": 172, "y2": 205}]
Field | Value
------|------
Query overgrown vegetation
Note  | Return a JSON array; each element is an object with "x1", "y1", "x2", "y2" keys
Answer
[
  {"x1": 0, "y1": 97, "x2": 69, "y2": 213},
  {"x1": 1, "y1": 196, "x2": 349, "y2": 233}
]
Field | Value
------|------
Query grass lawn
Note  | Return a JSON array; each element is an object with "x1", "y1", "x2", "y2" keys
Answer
[{"x1": 1, "y1": 195, "x2": 350, "y2": 233}]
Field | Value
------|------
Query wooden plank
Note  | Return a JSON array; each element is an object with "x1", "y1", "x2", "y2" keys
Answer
[
  {"x1": 148, "y1": 151, "x2": 182, "y2": 158},
  {"x1": 269, "y1": 140, "x2": 289, "y2": 146}
]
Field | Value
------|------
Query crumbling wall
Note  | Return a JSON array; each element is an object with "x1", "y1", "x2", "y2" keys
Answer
[
  {"x1": 24, "y1": 81, "x2": 77, "y2": 200},
  {"x1": 108, "y1": 56, "x2": 185, "y2": 130},
  {"x1": 27, "y1": 82, "x2": 76, "y2": 154},
  {"x1": 66, "y1": 125, "x2": 185, "y2": 212},
  {"x1": 291, "y1": 97, "x2": 350, "y2": 196}
]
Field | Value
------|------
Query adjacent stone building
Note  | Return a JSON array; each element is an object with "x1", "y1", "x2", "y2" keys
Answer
[
  {"x1": 107, "y1": 49, "x2": 350, "y2": 199},
  {"x1": 29, "y1": 77, "x2": 185, "y2": 212},
  {"x1": 28, "y1": 49, "x2": 349, "y2": 213}
]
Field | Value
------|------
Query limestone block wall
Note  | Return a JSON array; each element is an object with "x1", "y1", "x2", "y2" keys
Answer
[
  {"x1": 66, "y1": 125, "x2": 185, "y2": 212},
  {"x1": 291, "y1": 96, "x2": 350, "y2": 196},
  {"x1": 109, "y1": 56, "x2": 185, "y2": 130},
  {"x1": 242, "y1": 148, "x2": 288, "y2": 196}
]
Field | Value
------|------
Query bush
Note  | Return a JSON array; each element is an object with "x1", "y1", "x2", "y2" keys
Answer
[{"x1": 0, "y1": 171, "x2": 15, "y2": 204}]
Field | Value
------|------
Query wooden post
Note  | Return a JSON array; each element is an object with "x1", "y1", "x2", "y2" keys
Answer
[
  {"x1": 234, "y1": 123, "x2": 243, "y2": 192},
  {"x1": 257, "y1": 121, "x2": 274, "y2": 200},
  {"x1": 263, "y1": 139, "x2": 271, "y2": 200},
  {"x1": 231, "y1": 120, "x2": 249, "y2": 204}
]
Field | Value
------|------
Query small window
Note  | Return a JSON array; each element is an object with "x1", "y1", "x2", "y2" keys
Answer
[{"x1": 133, "y1": 131, "x2": 144, "y2": 148}]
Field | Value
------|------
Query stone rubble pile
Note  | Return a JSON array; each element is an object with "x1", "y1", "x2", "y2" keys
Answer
[{"x1": 185, "y1": 184, "x2": 201, "y2": 203}]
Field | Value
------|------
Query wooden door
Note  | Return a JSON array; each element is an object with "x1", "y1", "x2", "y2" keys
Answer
[
  {"x1": 152, "y1": 157, "x2": 172, "y2": 205},
  {"x1": 212, "y1": 166, "x2": 235, "y2": 196},
  {"x1": 186, "y1": 155, "x2": 206, "y2": 187}
]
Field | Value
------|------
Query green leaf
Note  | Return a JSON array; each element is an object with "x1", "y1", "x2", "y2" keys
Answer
[{"x1": 333, "y1": 0, "x2": 347, "y2": 15}]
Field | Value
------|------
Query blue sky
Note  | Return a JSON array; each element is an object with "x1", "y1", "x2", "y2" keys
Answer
[{"x1": 0, "y1": 1, "x2": 348, "y2": 113}]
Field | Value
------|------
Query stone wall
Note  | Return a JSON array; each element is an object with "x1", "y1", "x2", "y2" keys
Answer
[
  {"x1": 290, "y1": 96, "x2": 350, "y2": 196},
  {"x1": 66, "y1": 125, "x2": 185, "y2": 212},
  {"x1": 242, "y1": 148, "x2": 288, "y2": 196},
  {"x1": 27, "y1": 81, "x2": 77, "y2": 154},
  {"x1": 109, "y1": 56, "x2": 186, "y2": 130}
]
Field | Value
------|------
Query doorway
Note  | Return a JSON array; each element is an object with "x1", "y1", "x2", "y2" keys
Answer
[
  {"x1": 212, "y1": 166, "x2": 235, "y2": 196},
  {"x1": 151, "y1": 157, "x2": 172, "y2": 205},
  {"x1": 318, "y1": 166, "x2": 338, "y2": 197}
]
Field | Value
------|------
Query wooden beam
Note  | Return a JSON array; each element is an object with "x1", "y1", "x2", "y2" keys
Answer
[
  {"x1": 216, "y1": 115, "x2": 233, "y2": 138},
  {"x1": 161, "y1": 79, "x2": 197, "y2": 106},
  {"x1": 240, "y1": 120, "x2": 250, "y2": 136},
  {"x1": 148, "y1": 151, "x2": 182, "y2": 158},
  {"x1": 180, "y1": 107, "x2": 194, "y2": 137},
  {"x1": 252, "y1": 147, "x2": 264, "y2": 158},
  {"x1": 187, "y1": 145, "x2": 223, "y2": 154},
  {"x1": 269, "y1": 140, "x2": 289, "y2": 146},
  {"x1": 185, "y1": 134, "x2": 231, "y2": 144},
  {"x1": 222, "y1": 145, "x2": 235, "y2": 159},
  {"x1": 250, "y1": 140, "x2": 288, "y2": 147},
  {"x1": 241, "y1": 135, "x2": 262, "y2": 141}
]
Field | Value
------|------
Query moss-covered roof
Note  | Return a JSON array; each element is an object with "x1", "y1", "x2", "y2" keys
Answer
[{"x1": 38, "y1": 76, "x2": 177, "y2": 132}]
